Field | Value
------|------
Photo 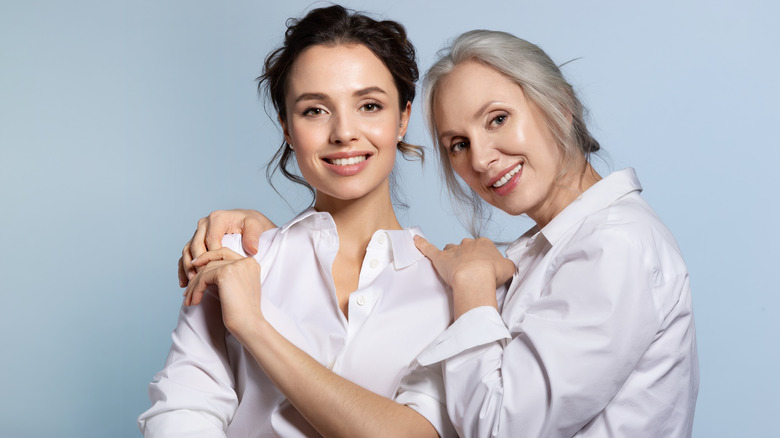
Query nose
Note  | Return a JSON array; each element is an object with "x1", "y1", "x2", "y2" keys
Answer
[
  {"x1": 470, "y1": 137, "x2": 499, "y2": 173},
  {"x1": 329, "y1": 112, "x2": 359, "y2": 145}
]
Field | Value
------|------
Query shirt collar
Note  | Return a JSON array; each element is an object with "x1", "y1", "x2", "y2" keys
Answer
[
  {"x1": 540, "y1": 167, "x2": 642, "y2": 246},
  {"x1": 387, "y1": 227, "x2": 426, "y2": 270},
  {"x1": 282, "y1": 207, "x2": 425, "y2": 270},
  {"x1": 280, "y1": 207, "x2": 331, "y2": 232}
]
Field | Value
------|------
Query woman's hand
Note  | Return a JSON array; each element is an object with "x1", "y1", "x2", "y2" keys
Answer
[
  {"x1": 415, "y1": 236, "x2": 515, "y2": 319},
  {"x1": 178, "y1": 209, "x2": 277, "y2": 287},
  {"x1": 183, "y1": 248, "x2": 264, "y2": 339}
]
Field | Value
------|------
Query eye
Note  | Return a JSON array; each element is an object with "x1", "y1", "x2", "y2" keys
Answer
[
  {"x1": 302, "y1": 107, "x2": 326, "y2": 116},
  {"x1": 449, "y1": 140, "x2": 468, "y2": 154},
  {"x1": 490, "y1": 114, "x2": 508, "y2": 127},
  {"x1": 361, "y1": 102, "x2": 383, "y2": 112}
]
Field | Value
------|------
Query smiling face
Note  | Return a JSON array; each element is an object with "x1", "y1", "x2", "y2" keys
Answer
[
  {"x1": 281, "y1": 43, "x2": 410, "y2": 208},
  {"x1": 433, "y1": 60, "x2": 580, "y2": 228}
]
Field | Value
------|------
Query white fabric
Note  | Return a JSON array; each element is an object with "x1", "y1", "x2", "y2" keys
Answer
[
  {"x1": 139, "y1": 208, "x2": 456, "y2": 437},
  {"x1": 417, "y1": 168, "x2": 699, "y2": 437}
]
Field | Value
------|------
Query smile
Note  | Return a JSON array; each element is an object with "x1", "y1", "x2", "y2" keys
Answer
[
  {"x1": 492, "y1": 163, "x2": 522, "y2": 188},
  {"x1": 326, "y1": 155, "x2": 368, "y2": 166}
]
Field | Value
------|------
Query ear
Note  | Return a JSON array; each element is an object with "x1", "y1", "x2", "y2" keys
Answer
[
  {"x1": 279, "y1": 114, "x2": 292, "y2": 146},
  {"x1": 398, "y1": 101, "x2": 412, "y2": 138}
]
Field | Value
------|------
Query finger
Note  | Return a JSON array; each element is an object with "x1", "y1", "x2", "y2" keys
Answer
[
  {"x1": 499, "y1": 257, "x2": 517, "y2": 282},
  {"x1": 178, "y1": 256, "x2": 188, "y2": 287},
  {"x1": 192, "y1": 247, "x2": 244, "y2": 267},
  {"x1": 205, "y1": 210, "x2": 237, "y2": 251},
  {"x1": 184, "y1": 267, "x2": 218, "y2": 306},
  {"x1": 181, "y1": 242, "x2": 197, "y2": 281},
  {"x1": 241, "y1": 218, "x2": 264, "y2": 255},
  {"x1": 190, "y1": 218, "x2": 209, "y2": 259},
  {"x1": 413, "y1": 235, "x2": 442, "y2": 260}
]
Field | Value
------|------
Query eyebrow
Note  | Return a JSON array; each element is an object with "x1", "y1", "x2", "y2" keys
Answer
[
  {"x1": 293, "y1": 93, "x2": 327, "y2": 104},
  {"x1": 293, "y1": 86, "x2": 388, "y2": 105},
  {"x1": 355, "y1": 86, "x2": 387, "y2": 97}
]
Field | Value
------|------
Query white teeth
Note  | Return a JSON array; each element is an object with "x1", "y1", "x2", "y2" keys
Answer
[
  {"x1": 329, "y1": 155, "x2": 367, "y2": 166},
  {"x1": 492, "y1": 164, "x2": 522, "y2": 188}
]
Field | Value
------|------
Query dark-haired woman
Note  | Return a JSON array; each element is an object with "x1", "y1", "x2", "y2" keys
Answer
[{"x1": 138, "y1": 6, "x2": 455, "y2": 437}]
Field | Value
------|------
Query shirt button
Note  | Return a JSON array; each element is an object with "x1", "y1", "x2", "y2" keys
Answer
[
  {"x1": 356, "y1": 296, "x2": 366, "y2": 306},
  {"x1": 369, "y1": 259, "x2": 379, "y2": 269},
  {"x1": 377, "y1": 234, "x2": 386, "y2": 244}
]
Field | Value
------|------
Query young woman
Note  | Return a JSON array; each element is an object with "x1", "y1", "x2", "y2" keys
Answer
[
  {"x1": 186, "y1": 30, "x2": 699, "y2": 437},
  {"x1": 139, "y1": 6, "x2": 455, "y2": 437}
]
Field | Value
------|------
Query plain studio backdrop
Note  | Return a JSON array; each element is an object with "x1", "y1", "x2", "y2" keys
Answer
[{"x1": 1, "y1": 1, "x2": 777, "y2": 436}]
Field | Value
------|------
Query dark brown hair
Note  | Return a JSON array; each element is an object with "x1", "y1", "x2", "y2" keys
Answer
[{"x1": 259, "y1": 5, "x2": 421, "y2": 200}]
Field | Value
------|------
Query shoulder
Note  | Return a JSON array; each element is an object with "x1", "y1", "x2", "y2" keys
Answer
[
  {"x1": 221, "y1": 226, "x2": 284, "y2": 264},
  {"x1": 562, "y1": 192, "x2": 689, "y2": 284}
]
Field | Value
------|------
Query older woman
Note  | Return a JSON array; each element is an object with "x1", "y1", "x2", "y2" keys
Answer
[
  {"x1": 413, "y1": 30, "x2": 698, "y2": 437},
  {"x1": 181, "y1": 30, "x2": 698, "y2": 437}
]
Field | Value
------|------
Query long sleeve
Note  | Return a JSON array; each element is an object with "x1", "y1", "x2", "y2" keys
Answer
[
  {"x1": 394, "y1": 361, "x2": 457, "y2": 438},
  {"x1": 419, "y1": 229, "x2": 666, "y2": 437},
  {"x1": 138, "y1": 289, "x2": 238, "y2": 437}
]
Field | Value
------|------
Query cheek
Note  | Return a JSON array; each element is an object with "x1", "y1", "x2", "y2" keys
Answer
[
  {"x1": 364, "y1": 119, "x2": 400, "y2": 149},
  {"x1": 289, "y1": 124, "x2": 323, "y2": 151},
  {"x1": 449, "y1": 157, "x2": 478, "y2": 186}
]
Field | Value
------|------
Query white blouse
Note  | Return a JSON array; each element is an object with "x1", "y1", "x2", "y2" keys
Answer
[
  {"x1": 416, "y1": 168, "x2": 699, "y2": 437},
  {"x1": 139, "y1": 209, "x2": 456, "y2": 437}
]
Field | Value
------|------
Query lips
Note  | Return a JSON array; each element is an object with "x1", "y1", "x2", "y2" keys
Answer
[
  {"x1": 321, "y1": 152, "x2": 372, "y2": 176},
  {"x1": 491, "y1": 163, "x2": 522, "y2": 188}
]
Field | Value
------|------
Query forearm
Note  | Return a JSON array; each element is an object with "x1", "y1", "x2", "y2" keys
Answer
[{"x1": 237, "y1": 320, "x2": 438, "y2": 438}]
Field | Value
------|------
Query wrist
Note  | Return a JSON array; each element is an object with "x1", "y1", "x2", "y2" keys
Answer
[
  {"x1": 228, "y1": 314, "x2": 273, "y2": 346},
  {"x1": 450, "y1": 273, "x2": 498, "y2": 320}
]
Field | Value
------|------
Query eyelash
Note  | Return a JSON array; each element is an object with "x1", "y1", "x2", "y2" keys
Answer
[
  {"x1": 490, "y1": 114, "x2": 507, "y2": 127},
  {"x1": 302, "y1": 107, "x2": 325, "y2": 116},
  {"x1": 449, "y1": 114, "x2": 507, "y2": 154},
  {"x1": 449, "y1": 141, "x2": 468, "y2": 154},
  {"x1": 361, "y1": 101, "x2": 383, "y2": 112},
  {"x1": 301, "y1": 101, "x2": 383, "y2": 116}
]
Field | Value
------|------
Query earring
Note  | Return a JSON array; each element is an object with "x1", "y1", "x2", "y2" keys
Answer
[
  {"x1": 397, "y1": 136, "x2": 403, "y2": 142},
  {"x1": 287, "y1": 142, "x2": 293, "y2": 151}
]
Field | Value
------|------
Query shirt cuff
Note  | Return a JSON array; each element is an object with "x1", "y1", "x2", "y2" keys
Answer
[
  {"x1": 417, "y1": 306, "x2": 510, "y2": 366},
  {"x1": 395, "y1": 362, "x2": 457, "y2": 438}
]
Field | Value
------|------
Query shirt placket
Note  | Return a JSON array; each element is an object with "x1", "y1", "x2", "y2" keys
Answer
[{"x1": 339, "y1": 231, "x2": 391, "y2": 357}]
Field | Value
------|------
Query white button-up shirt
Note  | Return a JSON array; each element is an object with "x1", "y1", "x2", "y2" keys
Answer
[
  {"x1": 139, "y1": 209, "x2": 455, "y2": 437},
  {"x1": 416, "y1": 168, "x2": 698, "y2": 437}
]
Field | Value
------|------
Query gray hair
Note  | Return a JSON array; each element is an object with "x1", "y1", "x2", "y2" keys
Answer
[{"x1": 422, "y1": 30, "x2": 600, "y2": 235}]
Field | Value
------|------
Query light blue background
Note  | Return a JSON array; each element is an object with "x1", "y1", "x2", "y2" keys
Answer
[{"x1": 1, "y1": 1, "x2": 777, "y2": 436}]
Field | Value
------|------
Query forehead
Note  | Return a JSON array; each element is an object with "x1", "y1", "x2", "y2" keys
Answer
[
  {"x1": 286, "y1": 43, "x2": 397, "y2": 97},
  {"x1": 433, "y1": 61, "x2": 526, "y2": 124}
]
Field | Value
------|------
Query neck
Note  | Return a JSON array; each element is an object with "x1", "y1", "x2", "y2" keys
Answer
[
  {"x1": 314, "y1": 180, "x2": 402, "y2": 256},
  {"x1": 531, "y1": 160, "x2": 601, "y2": 229}
]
